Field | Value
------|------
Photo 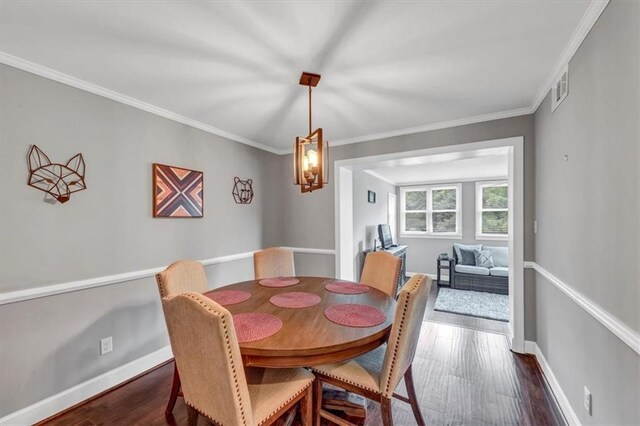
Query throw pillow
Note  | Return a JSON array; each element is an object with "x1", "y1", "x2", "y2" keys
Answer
[
  {"x1": 458, "y1": 248, "x2": 477, "y2": 266},
  {"x1": 485, "y1": 246, "x2": 508, "y2": 267},
  {"x1": 454, "y1": 243, "x2": 482, "y2": 261},
  {"x1": 474, "y1": 249, "x2": 494, "y2": 268}
]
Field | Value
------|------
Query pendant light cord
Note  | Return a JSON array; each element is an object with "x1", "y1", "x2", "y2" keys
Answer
[{"x1": 308, "y1": 86, "x2": 312, "y2": 135}]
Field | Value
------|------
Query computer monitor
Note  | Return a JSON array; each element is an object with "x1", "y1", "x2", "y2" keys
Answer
[{"x1": 378, "y1": 224, "x2": 394, "y2": 249}]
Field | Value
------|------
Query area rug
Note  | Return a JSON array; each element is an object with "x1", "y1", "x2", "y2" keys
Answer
[{"x1": 434, "y1": 287, "x2": 509, "y2": 322}]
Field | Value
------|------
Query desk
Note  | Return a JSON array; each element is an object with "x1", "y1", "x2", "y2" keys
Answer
[{"x1": 205, "y1": 276, "x2": 396, "y2": 368}]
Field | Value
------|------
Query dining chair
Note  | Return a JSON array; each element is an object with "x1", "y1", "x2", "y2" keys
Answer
[
  {"x1": 163, "y1": 292, "x2": 314, "y2": 426},
  {"x1": 312, "y1": 274, "x2": 431, "y2": 426},
  {"x1": 156, "y1": 260, "x2": 208, "y2": 421},
  {"x1": 360, "y1": 251, "x2": 402, "y2": 297},
  {"x1": 253, "y1": 247, "x2": 295, "y2": 279}
]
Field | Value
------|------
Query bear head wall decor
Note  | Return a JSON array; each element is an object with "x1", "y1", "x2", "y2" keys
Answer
[
  {"x1": 27, "y1": 145, "x2": 86, "y2": 203},
  {"x1": 232, "y1": 177, "x2": 254, "y2": 204}
]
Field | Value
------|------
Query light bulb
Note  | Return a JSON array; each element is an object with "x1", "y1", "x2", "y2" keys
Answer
[{"x1": 307, "y1": 149, "x2": 318, "y2": 168}]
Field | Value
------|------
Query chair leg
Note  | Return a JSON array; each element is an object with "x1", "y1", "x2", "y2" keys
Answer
[
  {"x1": 381, "y1": 397, "x2": 393, "y2": 426},
  {"x1": 404, "y1": 365, "x2": 425, "y2": 426},
  {"x1": 186, "y1": 405, "x2": 199, "y2": 426},
  {"x1": 165, "y1": 363, "x2": 181, "y2": 422},
  {"x1": 313, "y1": 377, "x2": 323, "y2": 426},
  {"x1": 300, "y1": 384, "x2": 313, "y2": 425}
]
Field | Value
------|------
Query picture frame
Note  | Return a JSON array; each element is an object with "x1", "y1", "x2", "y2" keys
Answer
[
  {"x1": 152, "y1": 163, "x2": 204, "y2": 218},
  {"x1": 368, "y1": 190, "x2": 376, "y2": 204}
]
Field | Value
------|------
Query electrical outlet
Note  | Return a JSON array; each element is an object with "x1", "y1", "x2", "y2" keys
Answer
[
  {"x1": 584, "y1": 386, "x2": 592, "y2": 415},
  {"x1": 100, "y1": 336, "x2": 113, "y2": 355},
  {"x1": 534, "y1": 220, "x2": 538, "y2": 234}
]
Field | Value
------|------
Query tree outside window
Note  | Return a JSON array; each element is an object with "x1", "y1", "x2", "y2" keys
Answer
[
  {"x1": 476, "y1": 182, "x2": 508, "y2": 239},
  {"x1": 401, "y1": 184, "x2": 461, "y2": 238}
]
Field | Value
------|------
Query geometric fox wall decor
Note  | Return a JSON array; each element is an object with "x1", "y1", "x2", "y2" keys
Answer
[{"x1": 27, "y1": 145, "x2": 86, "y2": 203}]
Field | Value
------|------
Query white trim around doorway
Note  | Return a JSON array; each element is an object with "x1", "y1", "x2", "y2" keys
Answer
[{"x1": 334, "y1": 136, "x2": 526, "y2": 353}]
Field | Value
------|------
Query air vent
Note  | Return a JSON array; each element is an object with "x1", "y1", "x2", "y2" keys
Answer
[{"x1": 551, "y1": 65, "x2": 569, "y2": 112}]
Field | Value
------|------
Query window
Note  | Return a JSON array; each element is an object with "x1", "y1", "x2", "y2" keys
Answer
[
  {"x1": 476, "y1": 181, "x2": 509, "y2": 240},
  {"x1": 400, "y1": 184, "x2": 461, "y2": 238}
]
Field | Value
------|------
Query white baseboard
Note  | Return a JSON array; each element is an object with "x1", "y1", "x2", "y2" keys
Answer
[
  {"x1": 524, "y1": 340, "x2": 537, "y2": 355},
  {"x1": 0, "y1": 346, "x2": 173, "y2": 425},
  {"x1": 525, "y1": 340, "x2": 580, "y2": 426}
]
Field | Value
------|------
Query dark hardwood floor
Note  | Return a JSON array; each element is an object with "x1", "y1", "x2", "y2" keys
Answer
[
  {"x1": 424, "y1": 282, "x2": 511, "y2": 335},
  {"x1": 40, "y1": 322, "x2": 564, "y2": 426}
]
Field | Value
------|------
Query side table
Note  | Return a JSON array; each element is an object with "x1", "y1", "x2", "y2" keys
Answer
[{"x1": 437, "y1": 256, "x2": 453, "y2": 287}]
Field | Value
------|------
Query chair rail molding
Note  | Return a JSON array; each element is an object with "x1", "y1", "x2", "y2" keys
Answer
[
  {"x1": 0, "y1": 247, "x2": 336, "y2": 305},
  {"x1": 525, "y1": 261, "x2": 640, "y2": 355}
]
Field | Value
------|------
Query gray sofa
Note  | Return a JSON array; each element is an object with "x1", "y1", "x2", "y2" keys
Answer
[{"x1": 451, "y1": 244, "x2": 509, "y2": 294}]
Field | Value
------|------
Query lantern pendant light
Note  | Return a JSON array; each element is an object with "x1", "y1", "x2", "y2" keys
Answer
[{"x1": 293, "y1": 72, "x2": 329, "y2": 193}]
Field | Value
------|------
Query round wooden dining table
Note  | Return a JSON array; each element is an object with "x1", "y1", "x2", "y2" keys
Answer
[{"x1": 204, "y1": 276, "x2": 396, "y2": 368}]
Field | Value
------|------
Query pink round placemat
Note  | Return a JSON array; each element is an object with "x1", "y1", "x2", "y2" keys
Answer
[
  {"x1": 232, "y1": 313, "x2": 283, "y2": 343},
  {"x1": 325, "y1": 281, "x2": 370, "y2": 294},
  {"x1": 206, "y1": 290, "x2": 251, "y2": 306},
  {"x1": 270, "y1": 292, "x2": 321, "y2": 308},
  {"x1": 324, "y1": 304, "x2": 386, "y2": 328},
  {"x1": 258, "y1": 277, "x2": 300, "y2": 288}
]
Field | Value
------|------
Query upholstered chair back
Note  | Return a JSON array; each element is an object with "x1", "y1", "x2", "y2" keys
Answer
[
  {"x1": 162, "y1": 292, "x2": 253, "y2": 425},
  {"x1": 360, "y1": 251, "x2": 401, "y2": 297},
  {"x1": 253, "y1": 247, "x2": 295, "y2": 280},
  {"x1": 156, "y1": 260, "x2": 208, "y2": 298},
  {"x1": 379, "y1": 274, "x2": 431, "y2": 398}
]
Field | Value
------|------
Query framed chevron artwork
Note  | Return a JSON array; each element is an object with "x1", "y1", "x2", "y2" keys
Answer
[{"x1": 152, "y1": 163, "x2": 204, "y2": 218}]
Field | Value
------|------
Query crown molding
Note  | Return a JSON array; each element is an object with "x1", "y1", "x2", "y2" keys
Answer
[
  {"x1": 0, "y1": 52, "x2": 285, "y2": 155},
  {"x1": 327, "y1": 106, "x2": 534, "y2": 149},
  {"x1": 1, "y1": 1, "x2": 608, "y2": 156},
  {"x1": 530, "y1": 0, "x2": 610, "y2": 112},
  {"x1": 1, "y1": 49, "x2": 532, "y2": 156}
]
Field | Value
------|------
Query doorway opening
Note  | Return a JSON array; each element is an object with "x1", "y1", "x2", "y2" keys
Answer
[{"x1": 334, "y1": 136, "x2": 525, "y2": 352}]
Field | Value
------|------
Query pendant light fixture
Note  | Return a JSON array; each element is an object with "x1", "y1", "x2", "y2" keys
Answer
[{"x1": 293, "y1": 72, "x2": 328, "y2": 193}]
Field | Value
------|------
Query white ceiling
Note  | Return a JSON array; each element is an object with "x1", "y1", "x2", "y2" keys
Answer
[
  {"x1": 362, "y1": 147, "x2": 508, "y2": 185},
  {"x1": 1, "y1": 1, "x2": 595, "y2": 152}
]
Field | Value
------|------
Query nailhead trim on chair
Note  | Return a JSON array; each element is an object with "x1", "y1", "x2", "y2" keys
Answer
[
  {"x1": 184, "y1": 401, "x2": 223, "y2": 426},
  {"x1": 311, "y1": 367, "x2": 380, "y2": 394},
  {"x1": 382, "y1": 275, "x2": 423, "y2": 397},
  {"x1": 183, "y1": 293, "x2": 250, "y2": 426},
  {"x1": 156, "y1": 274, "x2": 167, "y2": 298},
  {"x1": 311, "y1": 275, "x2": 426, "y2": 399},
  {"x1": 257, "y1": 383, "x2": 311, "y2": 426}
]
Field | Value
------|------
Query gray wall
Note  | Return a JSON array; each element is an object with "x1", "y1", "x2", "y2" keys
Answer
[
  {"x1": 398, "y1": 180, "x2": 508, "y2": 275},
  {"x1": 279, "y1": 114, "x2": 537, "y2": 340},
  {"x1": 0, "y1": 63, "x2": 538, "y2": 419},
  {"x1": 533, "y1": 1, "x2": 639, "y2": 424},
  {"x1": 0, "y1": 64, "x2": 282, "y2": 416},
  {"x1": 352, "y1": 171, "x2": 396, "y2": 279}
]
